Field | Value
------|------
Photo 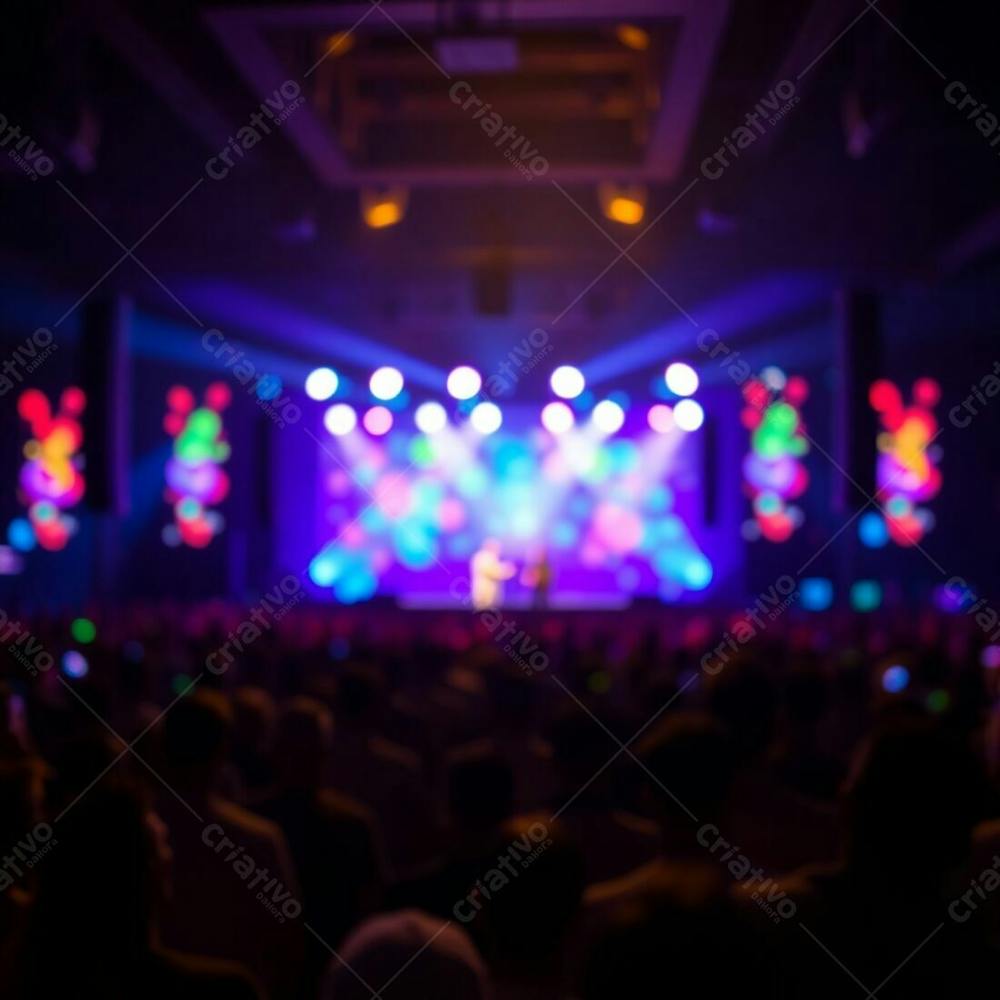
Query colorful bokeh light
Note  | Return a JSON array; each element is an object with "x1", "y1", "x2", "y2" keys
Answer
[
  {"x1": 550, "y1": 366, "x2": 586, "y2": 400},
  {"x1": 592, "y1": 399, "x2": 625, "y2": 435},
  {"x1": 70, "y1": 617, "x2": 97, "y2": 644},
  {"x1": 305, "y1": 367, "x2": 339, "y2": 401},
  {"x1": 850, "y1": 579, "x2": 883, "y2": 612},
  {"x1": 370, "y1": 366, "x2": 404, "y2": 401},
  {"x1": 882, "y1": 664, "x2": 909, "y2": 693},
  {"x1": 61, "y1": 650, "x2": 89, "y2": 678},
  {"x1": 741, "y1": 370, "x2": 809, "y2": 542},
  {"x1": 415, "y1": 401, "x2": 448, "y2": 434},
  {"x1": 163, "y1": 383, "x2": 231, "y2": 548},
  {"x1": 447, "y1": 366, "x2": 482, "y2": 400},
  {"x1": 469, "y1": 402, "x2": 502, "y2": 435},
  {"x1": 673, "y1": 399, "x2": 704, "y2": 432},
  {"x1": 363, "y1": 405, "x2": 394, "y2": 436},
  {"x1": 865, "y1": 378, "x2": 942, "y2": 547},
  {"x1": 541, "y1": 401, "x2": 575, "y2": 435},
  {"x1": 324, "y1": 403, "x2": 357, "y2": 437},
  {"x1": 9, "y1": 387, "x2": 87, "y2": 551},
  {"x1": 664, "y1": 362, "x2": 699, "y2": 397},
  {"x1": 647, "y1": 404, "x2": 674, "y2": 434},
  {"x1": 800, "y1": 577, "x2": 833, "y2": 611},
  {"x1": 311, "y1": 412, "x2": 712, "y2": 604}
]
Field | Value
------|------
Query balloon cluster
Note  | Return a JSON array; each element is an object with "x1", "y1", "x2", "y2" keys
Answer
[
  {"x1": 162, "y1": 383, "x2": 232, "y2": 548},
  {"x1": 8, "y1": 388, "x2": 87, "y2": 552},
  {"x1": 866, "y1": 378, "x2": 941, "y2": 547},
  {"x1": 740, "y1": 368, "x2": 810, "y2": 542}
]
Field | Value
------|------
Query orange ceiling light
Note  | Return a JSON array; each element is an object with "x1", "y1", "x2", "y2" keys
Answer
[
  {"x1": 615, "y1": 23, "x2": 650, "y2": 51},
  {"x1": 361, "y1": 186, "x2": 408, "y2": 229},
  {"x1": 322, "y1": 31, "x2": 355, "y2": 59},
  {"x1": 599, "y1": 182, "x2": 647, "y2": 225}
]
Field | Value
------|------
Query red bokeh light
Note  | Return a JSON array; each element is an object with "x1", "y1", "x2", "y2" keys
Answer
[
  {"x1": 784, "y1": 375, "x2": 809, "y2": 406},
  {"x1": 913, "y1": 377, "x2": 941, "y2": 409},
  {"x1": 18, "y1": 389, "x2": 50, "y2": 426},
  {"x1": 60, "y1": 387, "x2": 87, "y2": 417},
  {"x1": 167, "y1": 385, "x2": 196, "y2": 415},
  {"x1": 205, "y1": 382, "x2": 232, "y2": 412},
  {"x1": 869, "y1": 379, "x2": 902, "y2": 414}
]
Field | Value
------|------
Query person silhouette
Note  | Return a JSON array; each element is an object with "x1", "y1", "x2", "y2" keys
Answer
[{"x1": 470, "y1": 539, "x2": 516, "y2": 611}]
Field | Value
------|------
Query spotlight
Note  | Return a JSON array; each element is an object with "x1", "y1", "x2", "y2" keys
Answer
[
  {"x1": 363, "y1": 405, "x2": 393, "y2": 436},
  {"x1": 592, "y1": 399, "x2": 625, "y2": 434},
  {"x1": 615, "y1": 23, "x2": 650, "y2": 50},
  {"x1": 541, "y1": 401, "x2": 575, "y2": 435},
  {"x1": 647, "y1": 403, "x2": 674, "y2": 434},
  {"x1": 598, "y1": 182, "x2": 646, "y2": 225},
  {"x1": 664, "y1": 362, "x2": 699, "y2": 397},
  {"x1": 415, "y1": 401, "x2": 448, "y2": 434},
  {"x1": 673, "y1": 399, "x2": 704, "y2": 432},
  {"x1": 550, "y1": 365, "x2": 585, "y2": 400},
  {"x1": 447, "y1": 366, "x2": 482, "y2": 400},
  {"x1": 322, "y1": 30, "x2": 355, "y2": 59},
  {"x1": 324, "y1": 403, "x2": 357, "y2": 436},
  {"x1": 469, "y1": 401, "x2": 502, "y2": 435},
  {"x1": 305, "y1": 367, "x2": 339, "y2": 401},
  {"x1": 361, "y1": 186, "x2": 408, "y2": 229},
  {"x1": 369, "y1": 366, "x2": 404, "y2": 401}
]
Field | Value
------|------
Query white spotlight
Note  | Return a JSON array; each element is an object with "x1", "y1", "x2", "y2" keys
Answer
[
  {"x1": 647, "y1": 403, "x2": 674, "y2": 434},
  {"x1": 415, "y1": 401, "x2": 448, "y2": 434},
  {"x1": 369, "y1": 366, "x2": 404, "y2": 400},
  {"x1": 550, "y1": 365, "x2": 585, "y2": 400},
  {"x1": 305, "y1": 367, "x2": 339, "y2": 401},
  {"x1": 447, "y1": 366, "x2": 482, "y2": 400},
  {"x1": 323, "y1": 403, "x2": 357, "y2": 436},
  {"x1": 664, "y1": 362, "x2": 699, "y2": 397},
  {"x1": 469, "y1": 401, "x2": 502, "y2": 435},
  {"x1": 541, "y1": 401, "x2": 575, "y2": 435},
  {"x1": 674, "y1": 398, "x2": 705, "y2": 431},
  {"x1": 592, "y1": 399, "x2": 625, "y2": 434}
]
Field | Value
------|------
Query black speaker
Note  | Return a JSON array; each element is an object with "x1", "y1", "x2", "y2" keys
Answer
[
  {"x1": 834, "y1": 289, "x2": 881, "y2": 511},
  {"x1": 253, "y1": 413, "x2": 273, "y2": 530},
  {"x1": 702, "y1": 413, "x2": 717, "y2": 525},
  {"x1": 80, "y1": 296, "x2": 131, "y2": 514}
]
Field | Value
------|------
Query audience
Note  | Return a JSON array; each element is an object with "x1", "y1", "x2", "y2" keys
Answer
[
  {"x1": 547, "y1": 705, "x2": 659, "y2": 884},
  {"x1": 0, "y1": 604, "x2": 997, "y2": 998},
  {"x1": 156, "y1": 689, "x2": 303, "y2": 998},
  {"x1": 17, "y1": 781, "x2": 262, "y2": 998},
  {"x1": 257, "y1": 697, "x2": 384, "y2": 995},
  {"x1": 323, "y1": 666, "x2": 434, "y2": 871},
  {"x1": 320, "y1": 910, "x2": 485, "y2": 1000}
]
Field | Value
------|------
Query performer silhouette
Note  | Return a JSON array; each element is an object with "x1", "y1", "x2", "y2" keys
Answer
[
  {"x1": 470, "y1": 538, "x2": 516, "y2": 610},
  {"x1": 521, "y1": 546, "x2": 553, "y2": 608}
]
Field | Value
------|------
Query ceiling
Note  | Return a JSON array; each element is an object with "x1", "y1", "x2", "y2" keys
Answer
[{"x1": 0, "y1": 0, "x2": 997, "y2": 386}]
